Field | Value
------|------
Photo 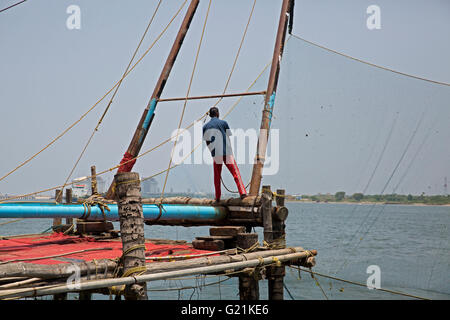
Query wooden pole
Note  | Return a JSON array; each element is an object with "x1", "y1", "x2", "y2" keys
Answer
[
  {"x1": 261, "y1": 186, "x2": 273, "y2": 244},
  {"x1": 53, "y1": 189, "x2": 65, "y2": 300},
  {"x1": 53, "y1": 189, "x2": 62, "y2": 228},
  {"x1": 249, "y1": 0, "x2": 293, "y2": 196},
  {"x1": 65, "y1": 188, "x2": 73, "y2": 226},
  {"x1": 0, "y1": 250, "x2": 316, "y2": 300},
  {"x1": 90, "y1": 165, "x2": 98, "y2": 195},
  {"x1": 238, "y1": 233, "x2": 260, "y2": 300},
  {"x1": 158, "y1": 90, "x2": 266, "y2": 102},
  {"x1": 114, "y1": 172, "x2": 148, "y2": 300},
  {"x1": 268, "y1": 188, "x2": 286, "y2": 300},
  {"x1": 105, "y1": 0, "x2": 200, "y2": 199},
  {"x1": 0, "y1": 247, "x2": 313, "y2": 280}
]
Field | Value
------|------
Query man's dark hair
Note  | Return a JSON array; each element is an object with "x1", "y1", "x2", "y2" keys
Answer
[{"x1": 209, "y1": 107, "x2": 219, "y2": 118}]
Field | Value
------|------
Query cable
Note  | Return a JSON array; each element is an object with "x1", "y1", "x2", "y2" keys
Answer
[
  {"x1": 0, "y1": 0, "x2": 27, "y2": 14},
  {"x1": 59, "y1": 0, "x2": 163, "y2": 197},
  {"x1": 289, "y1": 266, "x2": 431, "y2": 300},
  {"x1": 336, "y1": 111, "x2": 426, "y2": 274},
  {"x1": 290, "y1": 34, "x2": 450, "y2": 87},
  {"x1": 0, "y1": 53, "x2": 271, "y2": 204},
  {"x1": 160, "y1": 0, "x2": 212, "y2": 201},
  {"x1": 0, "y1": 0, "x2": 188, "y2": 185},
  {"x1": 212, "y1": 0, "x2": 257, "y2": 108}
]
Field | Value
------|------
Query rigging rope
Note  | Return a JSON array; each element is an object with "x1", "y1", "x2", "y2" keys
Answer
[
  {"x1": 0, "y1": 0, "x2": 27, "y2": 14},
  {"x1": 212, "y1": 0, "x2": 257, "y2": 108},
  {"x1": 336, "y1": 111, "x2": 426, "y2": 274},
  {"x1": 0, "y1": 0, "x2": 188, "y2": 185},
  {"x1": 0, "y1": 52, "x2": 272, "y2": 204},
  {"x1": 289, "y1": 266, "x2": 431, "y2": 300},
  {"x1": 160, "y1": 0, "x2": 212, "y2": 202},
  {"x1": 59, "y1": 0, "x2": 163, "y2": 195},
  {"x1": 290, "y1": 34, "x2": 450, "y2": 87}
]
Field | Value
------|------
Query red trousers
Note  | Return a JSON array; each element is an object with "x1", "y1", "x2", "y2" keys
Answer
[{"x1": 213, "y1": 155, "x2": 247, "y2": 201}]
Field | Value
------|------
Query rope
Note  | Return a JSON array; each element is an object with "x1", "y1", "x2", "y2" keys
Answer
[
  {"x1": 262, "y1": 235, "x2": 287, "y2": 250},
  {"x1": 0, "y1": 0, "x2": 27, "y2": 14},
  {"x1": 160, "y1": 0, "x2": 212, "y2": 201},
  {"x1": 59, "y1": 0, "x2": 163, "y2": 193},
  {"x1": 0, "y1": 247, "x2": 113, "y2": 265},
  {"x1": 0, "y1": 0, "x2": 188, "y2": 185},
  {"x1": 212, "y1": 0, "x2": 257, "y2": 108},
  {"x1": 289, "y1": 266, "x2": 431, "y2": 300},
  {"x1": 290, "y1": 33, "x2": 450, "y2": 87},
  {"x1": 220, "y1": 177, "x2": 251, "y2": 194},
  {"x1": 0, "y1": 48, "x2": 271, "y2": 205},
  {"x1": 78, "y1": 194, "x2": 111, "y2": 220},
  {"x1": 0, "y1": 218, "x2": 24, "y2": 227}
]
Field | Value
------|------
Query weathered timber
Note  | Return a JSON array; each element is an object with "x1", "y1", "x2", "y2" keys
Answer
[
  {"x1": 268, "y1": 188, "x2": 287, "y2": 300},
  {"x1": 0, "y1": 250, "x2": 316, "y2": 300},
  {"x1": 192, "y1": 239, "x2": 224, "y2": 251},
  {"x1": 90, "y1": 165, "x2": 98, "y2": 195},
  {"x1": 105, "y1": 0, "x2": 200, "y2": 199},
  {"x1": 53, "y1": 189, "x2": 62, "y2": 228},
  {"x1": 114, "y1": 172, "x2": 147, "y2": 300},
  {"x1": 0, "y1": 247, "x2": 316, "y2": 280},
  {"x1": 261, "y1": 186, "x2": 273, "y2": 243},
  {"x1": 76, "y1": 221, "x2": 114, "y2": 234},
  {"x1": 249, "y1": 0, "x2": 292, "y2": 195},
  {"x1": 210, "y1": 226, "x2": 246, "y2": 237},
  {"x1": 195, "y1": 235, "x2": 236, "y2": 249},
  {"x1": 238, "y1": 233, "x2": 260, "y2": 300},
  {"x1": 141, "y1": 196, "x2": 261, "y2": 207},
  {"x1": 65, "y1": 188, "x2": 73, "y2": 226}
]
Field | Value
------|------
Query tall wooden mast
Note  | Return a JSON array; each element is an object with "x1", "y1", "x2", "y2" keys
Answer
[
  {"x1": 106, "y1": 0, "x2": 200, "y2": 199},
  {"x1": 248, "y1": 0, "x2": 293, "y2": 196}
]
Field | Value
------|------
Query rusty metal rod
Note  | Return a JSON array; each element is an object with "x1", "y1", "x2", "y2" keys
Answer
[{"x1": 158, "y1": 90, "x2": 266, "y2": 102}]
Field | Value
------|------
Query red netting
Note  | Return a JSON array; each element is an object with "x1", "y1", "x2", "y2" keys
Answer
[{"x1": 0, "y1": 233, "x2": 212, "y2": 265}]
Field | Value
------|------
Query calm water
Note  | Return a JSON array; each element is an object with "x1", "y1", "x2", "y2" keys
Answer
[{"x1": 1, "y1": 202, "x2": 449, "y2": 300}]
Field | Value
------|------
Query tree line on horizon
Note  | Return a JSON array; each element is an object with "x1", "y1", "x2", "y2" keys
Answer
[{"x1": 296, "y1": 192, "x2": 450, "y2": 205}]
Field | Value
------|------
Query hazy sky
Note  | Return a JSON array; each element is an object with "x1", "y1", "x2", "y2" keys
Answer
[{"x1": 0, "y1": 0, "x2": 449, "y2": 196}]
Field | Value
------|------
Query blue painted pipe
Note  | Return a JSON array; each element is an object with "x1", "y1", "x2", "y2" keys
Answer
[{"x1": 0, "y1": 202, "x2": 227, "y2": 223}]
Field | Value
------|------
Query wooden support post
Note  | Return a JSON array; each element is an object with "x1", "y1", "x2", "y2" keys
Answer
[
  {"x1": 237, "y1": 233, "x2": 259, "y2": 300},
  {"x1": 268, "y1": 189, "x2": 286, "y2": 300},
  {"x1": 249, "y1": 0, "x2": 293, "y2": 196},
  {"x1": 53, "y1": 189, "x2": 62, "y2": 228},
  {"x1": 90, "y1": 165, "x2": 98, "y2": 195},
  {"x1": 79, "y1": 291, "x2": 92, "y2": 300},
  {"x1": 114, "y1": 172, "x2": 148, "y2": 300},
  {"x1": 65, "y1": 188, "x2": 73, "y2": 226},
  {"x1": 53, "y1": 187, "x2": 66, "y2": 300},
  {"x1": 261, "y1": 186, "x2": 273, "y2": 244}
]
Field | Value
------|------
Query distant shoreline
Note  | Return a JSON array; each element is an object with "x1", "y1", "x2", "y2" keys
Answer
[{"x1": 287, "y1": 200, "x2": 450, "y2": 207}]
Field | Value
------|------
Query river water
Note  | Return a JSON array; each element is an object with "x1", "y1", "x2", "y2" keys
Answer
[{"x1": 1, "y1": 202, "x2": 449, "y2": 300}]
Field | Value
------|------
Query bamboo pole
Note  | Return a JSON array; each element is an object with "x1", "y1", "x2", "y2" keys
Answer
[
  {"x1": 0, "y1": 250, "x2": 316, "y2": 299},
  {"x1": 158, "y1": 90, "x2": 266, "y2": 102},
  {"x1": 105, "y1": 0, "x2": 200, "y2": 199},
  {"x1": 249, "y1": 0, "x2": 293, "y2": 196},
  {"x1": 0, "y1": 247, "x2": 314, "y2": 280}
]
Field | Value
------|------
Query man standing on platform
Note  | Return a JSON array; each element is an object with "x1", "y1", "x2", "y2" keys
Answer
[{"x1": 203, "y1": 107, "x2": 247, "y2": 201}]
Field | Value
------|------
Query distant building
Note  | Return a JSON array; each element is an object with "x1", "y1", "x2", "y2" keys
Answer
[
  {"x1": 141, "y1": 177, "x2": 158, "y2": 196},
  {"x1": 72, "y1": 177, "x2": 90, "y2": 198},
  {"x1": 96, "y1": 176, "x2": 105, "y2": 194}
]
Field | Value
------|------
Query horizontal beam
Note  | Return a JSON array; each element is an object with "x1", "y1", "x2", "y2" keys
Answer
[
  {"x1": 158, "y1": 90, "x2": 266, "y2": 102},
  {"x1": 0, "y1": 203, "x2": 227, "y2": 224},
  {"x1": 0, "y1": 249, "x2": 316, "y2": 299}
]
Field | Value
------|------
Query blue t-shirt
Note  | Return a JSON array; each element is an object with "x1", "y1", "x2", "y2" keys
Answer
[{"x1": 202, "y1": 117, "x2": 232, "y2": 157}]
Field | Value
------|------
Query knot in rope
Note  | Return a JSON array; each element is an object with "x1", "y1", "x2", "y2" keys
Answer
[{"x1": 79, "y1": 194, "x2": 111, "y2": 220}]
